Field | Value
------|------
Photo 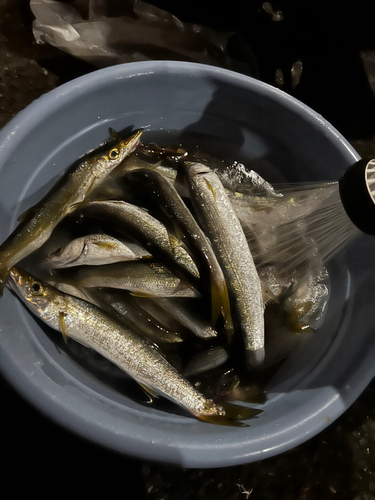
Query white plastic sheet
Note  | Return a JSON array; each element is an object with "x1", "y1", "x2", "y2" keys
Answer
[{"x1": 30, "y1": 0, "x2": 253, "y2": 73}]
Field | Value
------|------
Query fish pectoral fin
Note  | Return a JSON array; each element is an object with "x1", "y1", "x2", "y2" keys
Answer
[
  {"x1": 203, "y1": 177, "x2": 216, "y2": 200},
  {"x1": 59, "y1": 312, "x2": 68, "y2": 344},
  {"x1": 138, "y1": 383, "x2": 159, "y2": 403},
  {"x1": 92, "y1": 241, "x2": 117, "y2": 251}
]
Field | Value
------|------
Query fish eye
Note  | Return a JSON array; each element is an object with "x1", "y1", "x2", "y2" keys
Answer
[
  {"x1": 109, "y1": 148, "x2": 119, "y2": 160},
  {"x1": 30, "y1": 281, "x2": 43, "y2": 295}
]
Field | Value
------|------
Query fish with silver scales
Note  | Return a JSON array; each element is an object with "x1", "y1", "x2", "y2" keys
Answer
[{"x1": 6, "y1": 267, "x2": 261, "y2": 426}]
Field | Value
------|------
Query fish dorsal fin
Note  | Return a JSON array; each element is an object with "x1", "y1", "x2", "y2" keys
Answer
[
  {"x1": 262, "y1": 286, "x2": 279, "y2": 308},
  {"x1": 174, "y1": 167, "x2": 186, "y2": 192},
  {"x1": 109, "y1": 128, "x2": 119, "y2": 141},
  {"x1": 138, "y1": 382, "x2": 159, "y2": 403}
]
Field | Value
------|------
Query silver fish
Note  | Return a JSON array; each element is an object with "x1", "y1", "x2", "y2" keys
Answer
[
  {"x1": 79, "y1": 200, "x2": 200, "y2": 283},
  {"x1": 123, "y1": 168, "x2": 232, "y2": 333},
  {"x1": 182, "y1": 162, "x2": 265, "y2": 368},
  {"x1": 54, "y1": 261, "x2": 198, "y2": 298},
  {"x1": 0, "y1": 129, "x2": 143, "y2": 294},
  {"x1": 47, "y1": 282, "x2": 183, "y2": 344},
  {"x1": 44, "y1": 234, "x2": 151, "y2": 268},
  {"x1": 7, "y1": 267, "x2": 261, "y2": 425},
  {"x1": 88, "y1": 150, "x2": 163, "y2": 200}
]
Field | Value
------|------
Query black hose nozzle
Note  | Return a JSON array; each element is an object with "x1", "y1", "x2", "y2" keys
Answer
[{"x1": 339, "y1": 158, "x2": 375, "y2": 235}]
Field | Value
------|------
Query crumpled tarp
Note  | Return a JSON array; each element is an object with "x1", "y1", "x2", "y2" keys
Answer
[{"x1": 30, "y1": 0, "x2": 254, "y2": 74}]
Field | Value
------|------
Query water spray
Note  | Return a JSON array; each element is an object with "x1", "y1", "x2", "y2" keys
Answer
[{"x1": 235, "y1": 158, "x2": 375, "y2": 276}]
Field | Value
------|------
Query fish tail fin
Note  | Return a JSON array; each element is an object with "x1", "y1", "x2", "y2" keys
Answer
[
  {"x1": 199, "y1": 401, "x2": 262, "y2": 427},
  {"x1": 0, "y1": 264, "x2": 9, "y2": 296},
  {"x1": 220, "y1": 401, "x2": 262, "y2": 421},
  {"x1": 211, "y1": 278, "x2": 233, "y2": 341}
]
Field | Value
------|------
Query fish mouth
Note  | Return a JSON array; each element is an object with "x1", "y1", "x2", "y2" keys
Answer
[
  {"x1": 121, "y1": 129, "x2": 143, "y2": 151},
  {"x1": 6, "y1": 266, "x2": 24, "y2": 292},
  {"x1": 8, "y1": 266, "x2": 23, "y2": 282},
  {"x1": 45, "y1": 242, "x2": 87, "y2": 269}
]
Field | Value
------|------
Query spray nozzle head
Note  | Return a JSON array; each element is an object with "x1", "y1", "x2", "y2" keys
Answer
[{"x1": 339, "y1": 158, "x2": 375, "y2": 235}]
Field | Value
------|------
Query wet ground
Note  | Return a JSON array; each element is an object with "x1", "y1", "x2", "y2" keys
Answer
[{"x1": 1, "y1": 1, "x2": 375, "y2": 498}]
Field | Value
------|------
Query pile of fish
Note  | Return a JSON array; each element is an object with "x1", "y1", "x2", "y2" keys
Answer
[{"x1": 0, "y1": 128, "x2": 329, "y2": 426}]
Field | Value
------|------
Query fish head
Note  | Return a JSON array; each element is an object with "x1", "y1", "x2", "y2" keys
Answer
[
  {"x1": 90, "y1": 129, "x2": 143, "y2": 182},
  {"x1": 182, "y1": 162, "x2": 211, "y2": 178},
  {"x1": 45, "y1": 238, "x2": 87, "y2": 268},
  {"x1": 7, "y1": 267, "x2": 62, "y2": 316},
  {"x1": 106, "y1": 129, "x2": 143, "y2": 163}
]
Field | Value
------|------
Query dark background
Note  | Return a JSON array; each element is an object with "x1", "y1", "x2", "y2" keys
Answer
[{"x1": 1, "y1": 1, "x2": 375, "y2": 498}]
